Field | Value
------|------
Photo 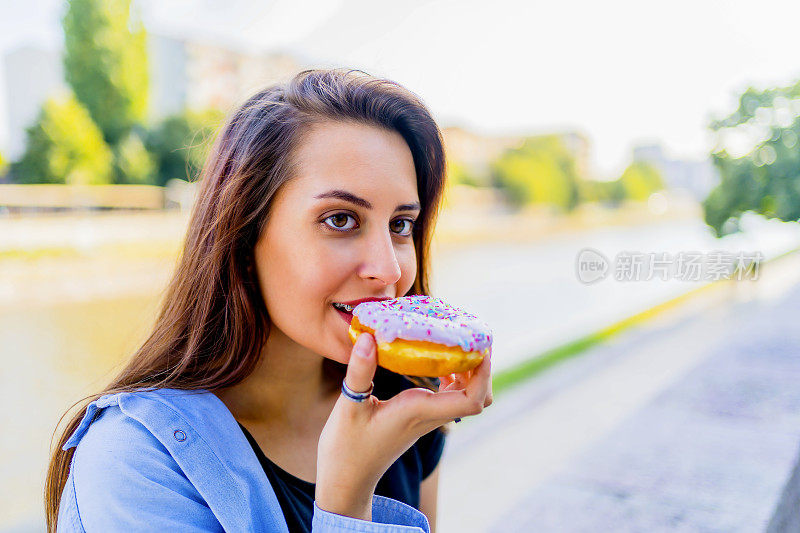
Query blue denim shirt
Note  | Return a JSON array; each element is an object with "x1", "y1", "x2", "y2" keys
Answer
[{"x1": 57, "y1": 388, "x2": 431, "y2": 532}]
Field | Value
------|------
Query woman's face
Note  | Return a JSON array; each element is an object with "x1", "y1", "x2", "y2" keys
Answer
[{"x1": 254, "y1": 120, "x2": 420, "y2": 364}]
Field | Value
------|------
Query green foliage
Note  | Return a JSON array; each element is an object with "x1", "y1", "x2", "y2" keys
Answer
[
  {"x1": 11, "y1": 92, "x2": 113, "y2": 184},
  {"x1": 704, "y1": 80, "x2": 800, "y2": 236},
  {"x1": 577, "y1": 178, "x2": 626, "y2": 206},
  {"x1": 709, "y1": 81, "x2": 800, "y2": 130},
  {"x1": 145, "y1": 109, "x2": 224, "y2": 186},
  {"x1": 618, "y1": 161, "x2": 664, "y2": 201},
  {"x1": 112, "y1": 127, "x2": 156, "y2": 184},
  {"x1": 0, "y1": 150, "x2": 8, "y2": 177},
  {"x1": 63, "y1": 0, "x2": 149, "y2": 145},
  {"x1": 575, "y1": 162, "x2": 663, "y2": 207},
  {"x1": 490, "y1": 135, "x2": 581, "y2": 211},
  {"x1": 447, "y1": 159, "x2": 482, "y2": 187}
]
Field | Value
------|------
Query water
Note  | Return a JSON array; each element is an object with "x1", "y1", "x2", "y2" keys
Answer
[{"x1": 1, "y1": 295, "x2": 162, "y2": 531}]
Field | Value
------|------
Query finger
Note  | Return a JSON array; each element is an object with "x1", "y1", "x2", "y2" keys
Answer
[
  {"x1": 465, "y1": 349, "x2": 491, "y2": 401},
  {"x1": 402, "y1": 388, "x2": 483, "y2": 423},
  {"x1": 344, "y1": 332, "x2": 377, "y2": 395},
  {"x1": 399, "y1": 351, "x2": 494, "y2": 424},
  {"x1": 450, "y1": 362, "x2": 479, "y2": 389},
  {"x1": 400, "y1": 359, "x2": 491, "y2": 422},
  {"x1": 440, "y1": 373, "x2": 468, "y2": 393},
  {"x1": 484, "y1": 347, "x2": 494, "y2": 407},
  {"x1": 438, "y1": 374, "x2": 455, "y2": 392},
  {"x1": 485, "y1": 373, "x2": 494, "y2": 407}
]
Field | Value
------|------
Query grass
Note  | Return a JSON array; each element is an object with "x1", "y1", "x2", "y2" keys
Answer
[
  {"x1": 491, "y1": 332, "x2": 607, "y2": 394},
  {"x1": 0, "y1": 240, "x2": 181, "y2": 262},
  {"x1": 491, "y1": 284, "x2": 721, "y2": 395},
  {"x1": 0, "y1": 246, "x2": 83, "y2": 261}
]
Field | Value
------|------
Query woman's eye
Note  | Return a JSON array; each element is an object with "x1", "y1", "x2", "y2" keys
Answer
[
  {"x1": 324, "y1": 213, "x2": 358, "y2": 231},
  {"x1": 323, "y1": 214, "x2": 415, "y2": 236},
  {"x1": 391, "y1": 218, "x2": 415, "y2": 237}
]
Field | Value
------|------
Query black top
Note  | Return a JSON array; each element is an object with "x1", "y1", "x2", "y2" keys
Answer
[{"x1": 236, "y1": 368, "x2": 446, "y2": 533}]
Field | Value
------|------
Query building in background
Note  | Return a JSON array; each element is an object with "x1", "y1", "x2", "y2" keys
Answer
[
  {"x1": 632, "y1": 143, "x2": 719, "y2": 201},
  {"x1": 147, "y1": 33, "x2": 303, "y2": 119},
  {"x1": 0, "y1": 34, "x2": 305, "y2": 161},
  {"x1": 1, "y1": 45, "x2": 66, "y2": 160},
  {"x1": 441, "y1": 126, "x2": 523, "y2": 187},
  {"x1": 560, "y1": 130, "x2": 591, "y2": 179}
]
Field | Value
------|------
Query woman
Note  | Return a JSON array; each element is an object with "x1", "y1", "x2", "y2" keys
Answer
[{"x1": 45, "y1": 68, "x2": 493, "y2": 532}]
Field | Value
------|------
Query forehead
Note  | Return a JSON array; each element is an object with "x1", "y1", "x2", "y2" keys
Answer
[{"x1": 285, "y1": 120, "x2": 418, "y2": 202}]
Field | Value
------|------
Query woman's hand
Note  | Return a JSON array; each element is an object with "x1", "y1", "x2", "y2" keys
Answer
[{"x1": 315, "y1": 332, "x2": 492, "y2": 520}]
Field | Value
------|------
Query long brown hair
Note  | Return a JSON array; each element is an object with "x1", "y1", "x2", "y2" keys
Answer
[{"x1": 45, "y1": 68, "x2": 449, "y2": 530}]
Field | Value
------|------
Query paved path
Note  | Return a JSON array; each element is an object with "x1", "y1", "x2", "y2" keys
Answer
[{"x1": 438, "y1": 258, "x2": 800, "y2": 532}]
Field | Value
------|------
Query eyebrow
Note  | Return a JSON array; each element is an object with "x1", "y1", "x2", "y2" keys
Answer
[{"x1": 314, "y1": 189, "x2": 421, "y2": 212}]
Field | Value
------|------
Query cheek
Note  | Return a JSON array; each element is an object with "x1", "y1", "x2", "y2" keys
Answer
[
  {"x1": 309, "y1": 250, "x2": 353, "y2": 305},
  {"x1": 397, "y1": 244, "x2": 418, "y2": 294},
  {"x1": 259, "y1": 237, "x2": 416, "y2": 321},
  {"x1": 259, "y1": 238, "x2": 355, "y2": 315}
]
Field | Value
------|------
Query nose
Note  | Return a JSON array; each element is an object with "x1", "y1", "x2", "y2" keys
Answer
[{"x1": 359, "y1": 227, "x2": 402, "y2": 285}]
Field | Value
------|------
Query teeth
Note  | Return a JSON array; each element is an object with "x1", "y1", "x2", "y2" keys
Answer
[{"x1": 334, "y1": 302, "x2": 354, "y2": 312}]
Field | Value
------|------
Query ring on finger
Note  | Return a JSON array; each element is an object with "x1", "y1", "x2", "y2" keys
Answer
[{"x1": 341, "y1": 380, "x2": 374, "y2": 403}]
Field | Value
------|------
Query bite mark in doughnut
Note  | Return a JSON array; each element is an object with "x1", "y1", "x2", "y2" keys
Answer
[{"x1": 347, "y1": 295, "x2": 493, "y2": 377}]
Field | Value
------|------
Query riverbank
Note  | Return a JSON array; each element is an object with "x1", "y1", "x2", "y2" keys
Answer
[
  {"x1": 0, "y1": 192, "x2": 699, "y2": 260},
  {"x1": 432, "y1": 190, "x2": 700, "y2": 252},
  {"x1": 0, "y1": 197, "x2": 699, "y2": 307}
]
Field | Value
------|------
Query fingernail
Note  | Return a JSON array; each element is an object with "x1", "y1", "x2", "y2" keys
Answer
[{"x1": 355, "y1": 334, "x2": 372, "y2": 358}]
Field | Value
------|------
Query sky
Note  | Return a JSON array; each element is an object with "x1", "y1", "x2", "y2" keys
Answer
[{"x1": 2, "y1": 0, "x2": 800, "y2": 178}]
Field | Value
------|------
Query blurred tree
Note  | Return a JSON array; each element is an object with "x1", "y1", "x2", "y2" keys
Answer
[
  {"x1": 704, "y1": 80, "x2": 800, "y2": 236},
  {"x1": 446, "y1": 159, "x2": 482, "y2": 188},
  {"x1": 63, "y1": 0, "x2": 148, "y2": 146},
  {"x1": 0, "y1": 150, "x2": 8, "y2": 177},
  {"x1": 11, "y1": 92, "x2": 113, "y2": 185},
  {"x1": 490, "y1": 135, "x2": 581, "y2": 211},
  {"x1": 112, "y1": 127, "x2": 156, "y2": 184},
  {"x1": 145, "y1": 109, "x2": 224, "y2": 186},
  {"x1": 577, "y1": 178, "x2": 626, "y2": 206},
  {"x1": 617, "y1": 161, "x2": 664, "y2": 201}
]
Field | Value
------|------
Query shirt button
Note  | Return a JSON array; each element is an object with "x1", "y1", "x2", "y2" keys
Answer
[{"x1": 173, "y1": 429, "x2": 187, "y2": 442}]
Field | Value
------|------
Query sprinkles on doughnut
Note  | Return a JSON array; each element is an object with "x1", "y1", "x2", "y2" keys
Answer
[{"x1": 347, "y1": 295, "x2": 493, "y2": 377}]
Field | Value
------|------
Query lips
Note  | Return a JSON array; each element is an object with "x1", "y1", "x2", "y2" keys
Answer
[
  {"x1": 331, "y1": 296, "x2": 393, "y2": 326},
  {"x1": 334, "y1": 296, "x2": 394, "y2": 308},
  {"x1": 332, "y1": 304, "x2": 354, "y2": 325}
]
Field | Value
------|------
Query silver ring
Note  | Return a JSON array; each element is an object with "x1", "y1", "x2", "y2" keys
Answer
[{"x1": 341, "y1": 380, "x2": 374, "y2": 403}]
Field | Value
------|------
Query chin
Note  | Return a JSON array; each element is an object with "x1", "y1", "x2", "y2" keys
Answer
[
  {"x1": 328, "y1": 344, "x2": 351, "y2": 366},
  {"x1": 325, "y1": 319, "x2": 354, "y2": 362},
  {"x1": 315, "y1": 334, "x2": 349, "y2": 366}
]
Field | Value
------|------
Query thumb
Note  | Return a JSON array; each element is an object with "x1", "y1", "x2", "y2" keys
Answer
[{"x1": 344, "y1": 332, "x2": 377, "y2": 395}]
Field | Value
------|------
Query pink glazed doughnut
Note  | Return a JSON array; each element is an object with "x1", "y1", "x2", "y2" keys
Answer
[{"x1": 348, "y1": 295, "x2": 493, "y2": 377}]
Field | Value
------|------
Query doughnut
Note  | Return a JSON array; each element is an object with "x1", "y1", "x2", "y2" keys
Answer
[{"x1": 347, "y1": 295, "x2": 493, "y2": 377}]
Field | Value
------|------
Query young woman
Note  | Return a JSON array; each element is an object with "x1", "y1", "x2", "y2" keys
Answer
[{"x1": 45, "y1": 68, "x2": 493, "y2": 532}]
